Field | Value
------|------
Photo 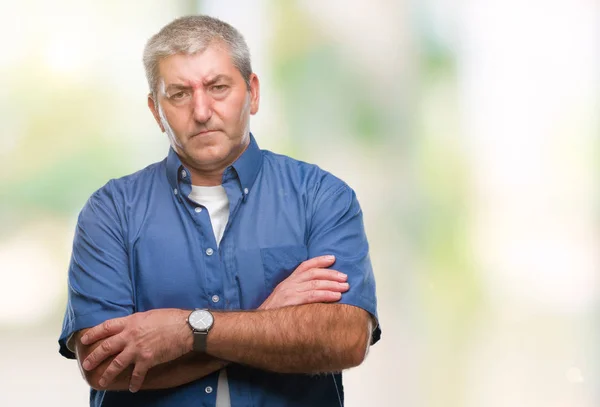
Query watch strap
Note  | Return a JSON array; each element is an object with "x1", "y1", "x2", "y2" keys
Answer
[{"x1": 192, "y1": 330, "x2": 208, "y2": 352}]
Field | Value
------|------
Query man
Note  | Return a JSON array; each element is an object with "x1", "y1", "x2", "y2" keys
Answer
[{"x1": 58, "y1": 15, "x2": 380, "y2": 407}]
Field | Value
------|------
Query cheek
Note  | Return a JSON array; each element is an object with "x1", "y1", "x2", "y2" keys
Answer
[
  {"x1": 220, "y1": 95, "x2": 250, "y2": 123},
  {"x1": 164, "y1": 111, "x2": 189, "y2": 135},
  {"x1": 239, "y1": 96, "x2": 251, "y2": 121}
]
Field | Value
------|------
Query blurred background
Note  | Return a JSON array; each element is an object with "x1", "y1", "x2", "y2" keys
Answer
[{"x1": 0, "y1": 0, "x2": 598, "y2": 406}]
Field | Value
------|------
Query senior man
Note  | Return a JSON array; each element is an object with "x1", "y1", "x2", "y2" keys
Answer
[{"x1": 58, "y1": 15, "x2": 380, "y2": 407}]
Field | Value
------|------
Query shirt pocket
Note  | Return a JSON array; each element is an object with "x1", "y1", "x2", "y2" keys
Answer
[{"x1": 260, "y1": 245, "x2": 309, "y2": 292}]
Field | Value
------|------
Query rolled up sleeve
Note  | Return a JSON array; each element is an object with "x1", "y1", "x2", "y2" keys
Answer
[
  {"x1": 58, "y1": 182, "x2": 134, "y2": 359},
  {"x1": 307, "y1": 178, "x2": 381, "y2": 345}
]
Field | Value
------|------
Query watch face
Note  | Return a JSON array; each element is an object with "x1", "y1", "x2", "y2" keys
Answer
[{"x1": 189, "y1": 309, "x2": 214, "y2": 332}]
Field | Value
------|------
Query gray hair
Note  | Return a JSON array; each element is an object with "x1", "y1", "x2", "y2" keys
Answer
[{"x1": 143, "y1": 15, "x2": 252, "y2": 99}]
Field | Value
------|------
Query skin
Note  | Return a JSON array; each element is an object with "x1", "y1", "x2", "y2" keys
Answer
[
  {"x1": 72, "y1": 43, "x2": 373, "y2": 393},
  {"x1": 75, "y1": 257, "x2": 354, "y2": 392},
  {"x1": 147, "y1": 43, "x2": 260, "y2": 186}
]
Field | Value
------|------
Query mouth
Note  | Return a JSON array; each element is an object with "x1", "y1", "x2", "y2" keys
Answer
[{"x1": 191, "y1": 130, "x2": 218, "y2": 138}]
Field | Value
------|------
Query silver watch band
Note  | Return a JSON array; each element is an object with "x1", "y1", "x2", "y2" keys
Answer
[{"x1": 193, "y1": 330, "x2": 208, "y2": 352}]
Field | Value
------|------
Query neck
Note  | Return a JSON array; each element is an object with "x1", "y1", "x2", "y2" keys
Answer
[{"x1": 189, "y1": 170, "x2": 223, "y2": 186}]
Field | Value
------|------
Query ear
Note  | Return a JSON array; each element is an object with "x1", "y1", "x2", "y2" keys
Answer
[
  {"x1": 148, "y1": 94, "x2": 165, "y2": 132},
  {"x1": 248, "y1": 73, "x2": 260, "y2": 115}
]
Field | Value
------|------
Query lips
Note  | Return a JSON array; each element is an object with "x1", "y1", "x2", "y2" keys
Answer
[{"x1": 191, "y1": 130, "x2": 218, "y2": 138}]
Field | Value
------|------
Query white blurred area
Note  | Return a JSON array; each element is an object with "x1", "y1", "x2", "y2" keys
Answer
[
  {"x1": 461, "y1": 1, "x2": 599, "y2": 406},
  {"x1": 463, "y1": 0, "x2": 598, "y2": 313},
  {"x1": 0, "y1": 0, "x2": 598, "y2": 406}
]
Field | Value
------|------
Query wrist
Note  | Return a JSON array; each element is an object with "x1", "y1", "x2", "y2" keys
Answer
[
  {"x1": 186, "y1": 309, "x2": 216, "y2": 353},
  {"x1": 180, "y1": 309, "x2": 194, "y2": 353},
  {"x1": 205, "y1": 311, "x2": 231, "y2": 356}
]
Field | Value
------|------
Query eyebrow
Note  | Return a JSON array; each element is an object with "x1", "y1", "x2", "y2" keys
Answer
[
  {"x1": 203, "y1": 74, "x2": 232, "y2": 86},
  {"x1": 163, "y1": 74, "x2": 233, "y2": 94},
  {"x1": 164, "y1": 84, "x2": 191, "y2": 93}
]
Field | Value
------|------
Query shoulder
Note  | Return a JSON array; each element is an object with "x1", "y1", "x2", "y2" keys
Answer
[
  {"x1": 79, "y1": 160, "x2": 166, "y2": 231},
  {"x1": 260, "y1": 149, "x2": 350, "y2": 197},
  {"x1": 87, "y1": 160, "x2": 165, "y2": 207}
]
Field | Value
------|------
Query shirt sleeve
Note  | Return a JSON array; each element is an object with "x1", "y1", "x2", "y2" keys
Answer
[
  {"x1": 58, "y1": 182, "x2": 134, "y2": 359},
  {"x1": 307, "y1": 178, "x2": 381, "y2": 345}
]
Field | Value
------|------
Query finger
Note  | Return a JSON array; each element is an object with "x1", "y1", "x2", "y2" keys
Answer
[
  {"x1": 82, "y1": 335, "x2": 127, "y2": 371},
  {"x1": 302, "y1": 290, "x2": 343, "y2": 304},
  {"x1": 81, "y1": 317, "x2": 127, "y2": 345},
  {"x1": 295, "y1": 268, "x2": 347, "y2": 283},
  {"x1": 128, "y1": 361, "x2": 151, "y2": 393},
  {"x1": 299, "y1": 280, "x2": 349, "y2": 293},
  {"x1": 97, "y1": 348, "x2": 135, "y2": 388},
  {"x1": 294, "y1": 255, "x2": 336, "y2": 274}
]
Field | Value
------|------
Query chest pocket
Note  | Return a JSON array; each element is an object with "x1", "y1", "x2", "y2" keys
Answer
[{"x1": 260, "y1": 245, "x2": 309, "y2": 292}]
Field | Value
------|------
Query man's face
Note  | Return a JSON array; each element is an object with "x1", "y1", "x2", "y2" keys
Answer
[{"x1": 148, "y1": 44, "x2": 260, "y2": 176}]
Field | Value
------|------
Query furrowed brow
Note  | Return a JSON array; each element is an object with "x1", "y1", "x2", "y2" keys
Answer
[
  {"x1": 165, "y1": 84, "x2": 192, "y2": 93},
  {"x1": 204, "y1": 75, "x2": 232, "y2": 86}
]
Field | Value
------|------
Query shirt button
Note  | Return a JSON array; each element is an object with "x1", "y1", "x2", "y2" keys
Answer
[
  {"x1": 211, "y1": 295, "x2": 220, "y2": 303},
  {"x1": 194, "y1": 207, "x2": 202, "y2": 213},
  {"x1": 205, "y1": 386, "x2": 213, "y2": 394},
  {"x1": 243, "y1": 187, "x2": 249, "y2": 195},
  {"x1": 181, "y1": 170, "x2": 187, "y2": 178},
  {"x1": 206, "y1": 248, "x2": 214, "y2": 256},
  {"x1": 173, "y1": 188, "x2": 178, "y2": 195}
]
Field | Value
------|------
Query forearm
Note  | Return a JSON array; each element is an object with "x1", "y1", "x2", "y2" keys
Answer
[
  {"x1": 144, "y1": 354, "x2": 227, "y2": 390},
  {"x1": 204, "y1": 303, "x2": 371, "y2": 374},
  {"x1": 95, "y1": 353, "x2": 227, "y2": 391}
]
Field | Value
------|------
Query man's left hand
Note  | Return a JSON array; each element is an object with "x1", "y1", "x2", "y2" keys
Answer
[{"x1": 80, "y1": 308, "x2": 191, "y2": 392}]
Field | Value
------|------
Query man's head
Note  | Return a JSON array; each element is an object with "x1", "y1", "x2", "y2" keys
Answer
[{"x1": 143, "y1": 15, "x2": 260, "y2": 183}]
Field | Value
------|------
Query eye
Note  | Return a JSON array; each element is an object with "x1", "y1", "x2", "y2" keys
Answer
[
  {"x1": 211, "y1": 84, "x2": 228, "y2": 93},
  {"x1": 170, "y1": 91, "x2": 187, "y2": 100},
  {"x1": 167, "y1": 89, "x2": 192, "y2": 101}
]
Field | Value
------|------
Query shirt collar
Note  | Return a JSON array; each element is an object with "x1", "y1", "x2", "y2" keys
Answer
[
  {"x1": 166, "y1": 133, "x2": 263, "y2": 197},
  {"x1": 231, "y1": 133, "x2": 262, "y2": 197}
]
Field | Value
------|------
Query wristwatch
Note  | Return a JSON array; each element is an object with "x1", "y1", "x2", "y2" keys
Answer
[{"x1": 187, "y1": 309, "x2": 214, "y2": 352}]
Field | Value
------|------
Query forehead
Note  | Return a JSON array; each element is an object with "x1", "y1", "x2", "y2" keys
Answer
[{"x1": 158, "y1": 45, "x2": 239, "y2": 86}]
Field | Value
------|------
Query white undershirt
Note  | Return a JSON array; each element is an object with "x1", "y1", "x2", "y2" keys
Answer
[{"x1": 188, "y1": 185, "x2": 230, "y2": 407}]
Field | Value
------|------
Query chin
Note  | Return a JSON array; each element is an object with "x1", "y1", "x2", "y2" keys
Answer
[
  {"x1": 189, "y1": 149, "x2": 227, "y2": 165},
  {"x1": 184, "y1": 139, "x2": 243, "y2": 166}
]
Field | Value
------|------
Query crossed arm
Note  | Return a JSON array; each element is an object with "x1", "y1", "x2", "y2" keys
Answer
[
  {"x1": 74, "y1": 256, "x2": 374, "y2": 392},
  {"x1": 74, "y1": 332, "x2": 227, "y2": 391}
]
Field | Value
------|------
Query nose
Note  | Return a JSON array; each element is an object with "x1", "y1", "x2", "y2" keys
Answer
[{"x1": 192, "y1": 90, "x2": 213, "y2": 124}]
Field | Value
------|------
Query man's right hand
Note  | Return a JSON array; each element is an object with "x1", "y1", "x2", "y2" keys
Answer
[{"x1": 259, "y1": 255, "x2": 349, "y2": 310}]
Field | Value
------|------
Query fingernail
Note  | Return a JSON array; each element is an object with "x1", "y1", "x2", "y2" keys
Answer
[
  {"x1": 81, "y1": 334, "x2": 89, "y2": 344},
  {"x1": 129, "y1": 386, "x2": 137, "y2": 393},
  {"x1": 99, "y1": 378, "x2": 106, "y2": 387},
  {"x1": 82, "y1": 360, "x2": 91, "y2": 370},
  {"x1": 338, "y1": 272, "x2": 347, "y2": 279},
  {"x1": 325, "y1": 255, "x2": 335, "y2": 261},
  {"x1": 341, "y1": 283, "x2": 349, "y2": 288}
]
